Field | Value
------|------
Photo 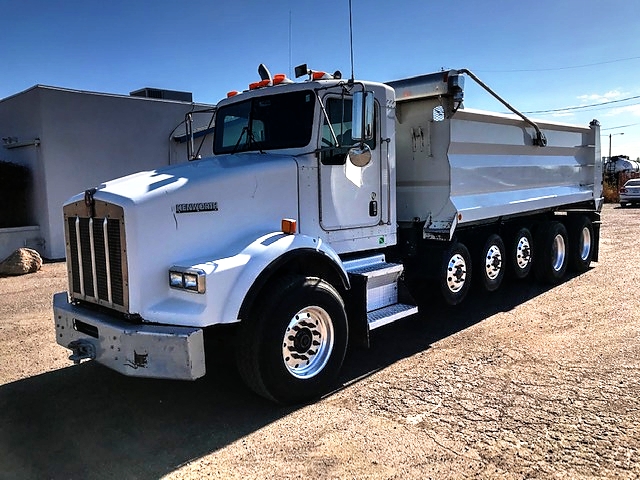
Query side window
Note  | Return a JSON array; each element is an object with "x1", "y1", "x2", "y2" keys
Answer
[
  {"x1": 322, "y1": 98, "x2": 353, "y2": 148},
  {"x1": 321, "y1": 97, "x2": 376, "y2": 165}
]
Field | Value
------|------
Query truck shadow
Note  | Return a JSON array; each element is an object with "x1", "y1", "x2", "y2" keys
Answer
[
  {"x1": 338, "y1": 276, "x2": 552, "y2": 383},
  {"x1": 0, "y1": 276, "x2": 560, "y2": 479}
]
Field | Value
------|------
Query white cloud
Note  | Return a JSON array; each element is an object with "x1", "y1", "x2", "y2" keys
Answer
[
  {"x1": 605, "y1": 104, "x2": 640, "y2": 117},
  {"x1": 577, "y1": 90, "x2": 628, "y2": 104}
]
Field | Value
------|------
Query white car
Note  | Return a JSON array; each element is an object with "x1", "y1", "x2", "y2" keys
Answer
[{"x1": 620, "y1": 178, "x2": 640, "y2": 207}]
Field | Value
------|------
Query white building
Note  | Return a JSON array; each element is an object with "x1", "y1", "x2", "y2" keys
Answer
[{"x1": 0, "y1": 85, "x2": 215, "y2": 260}]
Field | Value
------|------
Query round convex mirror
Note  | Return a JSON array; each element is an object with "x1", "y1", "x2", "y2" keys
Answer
[{"x1": 348, "y1": 143, "x2": 372, "y2": 167}]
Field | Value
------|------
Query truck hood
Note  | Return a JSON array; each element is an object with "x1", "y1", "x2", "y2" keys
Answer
[
  {"x1": 85, "y1": 152, "x2": 301, "y2": 253},
  {"x1": 88, "y1": 153, "x2": 295, "y2": 206},
  {"x1": 67, "y1": 153, "x2": 300, "y2": 313}
]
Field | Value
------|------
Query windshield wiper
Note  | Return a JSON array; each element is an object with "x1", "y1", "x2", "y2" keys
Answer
[
  {"x1": 231, "y1": 125, "x2": 264, "y2": 154},
  {"x1": 231, "y1": 126, "x2": 248, "y2": 154},
  {"x1": 246, "y1": 128, "x2": 265, "y2": 154}
]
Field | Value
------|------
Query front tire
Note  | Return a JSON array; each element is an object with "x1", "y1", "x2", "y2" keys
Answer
[
  {"x1": 235, "y1": 275, "x2": 348, "y2": 405},
  {"x1": 533, "y1": 221, "x2": 568, "y2": 284}
]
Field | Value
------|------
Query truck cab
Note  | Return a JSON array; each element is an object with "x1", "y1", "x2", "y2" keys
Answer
[{"x1": 212, "y1": 69, "x2": 397, "y2": 252}]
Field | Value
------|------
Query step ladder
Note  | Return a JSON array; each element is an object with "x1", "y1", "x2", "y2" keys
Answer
[{"x1": 344, "y1": 254, "x2": 418, "y2": 330}]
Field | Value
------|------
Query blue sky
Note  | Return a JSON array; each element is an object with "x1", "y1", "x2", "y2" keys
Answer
[{"x1": 2, "y1": 0, "x2": 639, "y2": 159}]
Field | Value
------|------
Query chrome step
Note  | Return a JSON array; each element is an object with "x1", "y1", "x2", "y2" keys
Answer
[
  {"x1": 344, "y1": 254, "x2": 418, "y2": 330},
  {"x1": 345, "y1": 256, "x2": 406, "y2": 310},
  {"x1": 353, "y1": 263, "x2": 403, "y2": 311},
  {"x1": 367, "y1": 303, "x2": 418, "y2": 330}
]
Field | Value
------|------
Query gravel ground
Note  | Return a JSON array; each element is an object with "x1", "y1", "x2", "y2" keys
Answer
[{"x1": 0, "y1": 203, "x2": 638, "y2": 479}]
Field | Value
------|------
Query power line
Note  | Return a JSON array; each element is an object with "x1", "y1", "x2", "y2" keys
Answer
[
  {"x1": 475, "y1": 55, "x2": 640, "y2": 73},
  {"x1": 529, "y1": 101, "x2": 640, "y2": 115},
  {"x1": 523, "y1": 95, "x2": 640, "y2": 114},
  {"x1": 602, "y1": 122, "x2": 640, "y2": 131}
]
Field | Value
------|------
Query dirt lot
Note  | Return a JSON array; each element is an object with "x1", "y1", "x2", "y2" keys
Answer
[{"x1": 0, "y1": 203, "x2": 638, "y2": 479}]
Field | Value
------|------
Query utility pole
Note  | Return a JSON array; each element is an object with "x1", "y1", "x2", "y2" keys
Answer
[{"x1": 609, "y1": 132, "x2": 624, "y2": 159}]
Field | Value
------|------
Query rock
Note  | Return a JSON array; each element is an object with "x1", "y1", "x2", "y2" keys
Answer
[{"x1": 0, "y1": 248, "x2": 43, "y2": 276}]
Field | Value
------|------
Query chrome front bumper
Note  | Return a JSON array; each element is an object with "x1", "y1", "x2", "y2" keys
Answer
[{"x1": 53, "y1": 292, "x2": 206, "y2": 380}]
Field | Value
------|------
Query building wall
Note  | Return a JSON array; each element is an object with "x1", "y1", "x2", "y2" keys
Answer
[
  {"x1": 0, "y1": 88, "x2": 45, "y2": 227},
  {"x1": 0, "y1": 86, "x2": 214, "y2": 259},
  {"x1": 0, "y1": 88, "x2": 47, "y2": 259}
]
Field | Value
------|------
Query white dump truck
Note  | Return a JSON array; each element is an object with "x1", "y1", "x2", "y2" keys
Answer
[{"x1": 54, "y1": 65, "x2": 602, "y2": 404}]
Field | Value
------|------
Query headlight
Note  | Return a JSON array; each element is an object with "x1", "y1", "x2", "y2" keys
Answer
[
  {"x1": 169, "y1": 271, "x2": 184, "y2": 288},
  {"x1": 169, "y1": 267, "x2": 206, "y2": 294}
]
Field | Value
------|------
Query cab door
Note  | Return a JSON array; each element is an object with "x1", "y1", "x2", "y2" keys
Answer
[{"x1": 318, "y1": 95, "x2": 381, "y2": 231}]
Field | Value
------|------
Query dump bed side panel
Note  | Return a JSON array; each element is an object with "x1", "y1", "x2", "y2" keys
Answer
[{"x1": 396, "y1": 101, "x2": 600, "y2": 239}]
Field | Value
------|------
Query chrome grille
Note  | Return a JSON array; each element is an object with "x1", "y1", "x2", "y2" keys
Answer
[{"x1": 64, "y1": 201, "x2": 128, "y2": 312}]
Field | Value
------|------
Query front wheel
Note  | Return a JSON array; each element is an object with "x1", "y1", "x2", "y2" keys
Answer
[{"x1": 235, "y1": 275, "x2": 348, "y2": 405}]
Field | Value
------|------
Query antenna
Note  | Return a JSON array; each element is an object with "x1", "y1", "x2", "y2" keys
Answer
[
  {"x1": 289, "y1": 10, "x2": 292, "y2": 78},
  {"x1": 349, "y1": 0, "x2": 355, "y2": 81}
]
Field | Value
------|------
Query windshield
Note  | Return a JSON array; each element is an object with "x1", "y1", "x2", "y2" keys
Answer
[{"x1": 214, "y1": 90, "x2": 315, "y2": 154}]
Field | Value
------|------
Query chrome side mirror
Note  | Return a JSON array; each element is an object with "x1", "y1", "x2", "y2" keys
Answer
[
  {"x1": 348, "y1": 143, "x2": 372, "y2": 167},
  {"x1": 352, "y1": 91, "x2": 374, "y2": 142}
]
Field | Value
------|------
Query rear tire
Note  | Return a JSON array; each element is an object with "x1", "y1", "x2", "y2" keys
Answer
[
  {"x1": 568, "y1": 216, "x2": 594, "y2": 273},
  {"x1": 235, "y1": 275, "x2": 348, "y2": 405},
  {"x1": 533, "y1": 221, "x2": 568, "y2": 284},
  {"x1": 439, "y1": 242, "x2": 472, "y2": 305},
  {"x1": 509, "y1": 227, "x2": 533, "y2": 279},
  {"x1": 478, "y1": 234, "x2": 505, "y2": 292}
]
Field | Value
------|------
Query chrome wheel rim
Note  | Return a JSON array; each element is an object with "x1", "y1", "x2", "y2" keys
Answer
[
  {"x1": 485, "y1": 244, "x2": 503, "y2": 280},
  {"x1": 580, "y1": 227, "x2": 592, "y2": 261},
  {"x1": 552, "y1": 234, "x2": 566, "y2": 272},
  {"x1": 516, "y1": 236, "x2": 532, "y2": 269},
  {"x1": 446, "y1": 253, "x2": 467, "y2": 293},
  {"x1": 282, "y1": 306, "x2": 334, "y2": 379}
]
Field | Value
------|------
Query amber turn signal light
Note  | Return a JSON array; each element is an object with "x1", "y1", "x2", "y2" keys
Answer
[{"x1": 281, "y1": 218, "x2": 297, "y2": 235}]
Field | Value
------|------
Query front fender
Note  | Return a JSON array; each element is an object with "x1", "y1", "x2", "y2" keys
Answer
[
  {"x1": 144, "y1": 232, "x2": 347, "y2": 328},
  {"x1": 221, "y1": 232, "x2": 348, "y2": 325}
]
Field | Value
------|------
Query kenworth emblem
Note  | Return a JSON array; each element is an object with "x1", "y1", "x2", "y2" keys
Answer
[{"x1": 175, "y1": 202, "x2": 218, "y2": 214}]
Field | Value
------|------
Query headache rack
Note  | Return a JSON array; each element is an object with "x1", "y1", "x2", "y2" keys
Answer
[{"x1": 63, "y1": 201, "x2": 129, "y2": 313}]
